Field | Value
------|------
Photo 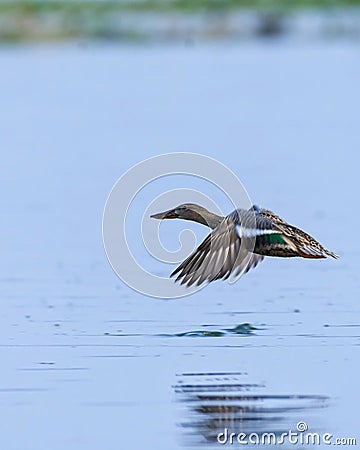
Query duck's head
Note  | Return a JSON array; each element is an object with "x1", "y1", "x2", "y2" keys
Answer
[
  {"x1": 151, "y1": 203, "x2": 199, "y2": 220},
  {"x1": 151, "y1": 203, "x2": 223, "y2": 229}
]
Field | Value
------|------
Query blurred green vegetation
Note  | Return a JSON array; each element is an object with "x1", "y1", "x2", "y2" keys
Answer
[
  {"x1": 0, "y1": 0, "x2": 359, "y2": 42},
  {"x1": 1, "y1": 0, "x2": 360, "y2": 13}
]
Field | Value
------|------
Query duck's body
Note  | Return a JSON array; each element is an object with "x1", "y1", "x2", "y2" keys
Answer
[{"x1": 151, "y1": 203, "x2": 337, "y2": 287}]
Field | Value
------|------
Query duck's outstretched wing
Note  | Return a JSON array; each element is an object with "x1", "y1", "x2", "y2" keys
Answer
[
  {"x1": 255, "y1": 208, "x2": 338, "y2": 259},
  {"x1": 171, "y1": 216, "x2": 264, "y2": 287}
]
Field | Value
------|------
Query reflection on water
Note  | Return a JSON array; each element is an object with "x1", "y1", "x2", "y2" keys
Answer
[
  {"x1": 161, "y1": 323, "x2": 257, "y2": 338},
  {"x1": 174, "y1": 372, "x2": 329, "y2": 447}
]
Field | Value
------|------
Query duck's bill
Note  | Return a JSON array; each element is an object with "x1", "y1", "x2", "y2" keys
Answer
[{"x1": 150, "y1": 209, "x2": 177, "y2": 220}]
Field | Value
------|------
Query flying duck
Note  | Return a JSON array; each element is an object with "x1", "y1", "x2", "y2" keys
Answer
[{"x1": 151, "y1": 203, "x2": 337, "y2": 287}]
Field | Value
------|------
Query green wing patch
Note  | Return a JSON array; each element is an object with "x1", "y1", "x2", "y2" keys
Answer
[
  {"x1": 255, "y1": 232, "x2": 286, "y2": 248},
  {"x1": 267, "y1": 233, "x2": 286, "y2": 244}
]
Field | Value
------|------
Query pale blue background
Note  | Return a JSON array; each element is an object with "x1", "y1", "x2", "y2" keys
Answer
[{"x1": 1, "y1": 41, "x2": 359, "y2": 449}]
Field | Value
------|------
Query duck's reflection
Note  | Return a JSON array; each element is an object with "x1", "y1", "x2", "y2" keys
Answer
[{"x1": 174, "y1": 372, "x2": 329, "y2": 447}]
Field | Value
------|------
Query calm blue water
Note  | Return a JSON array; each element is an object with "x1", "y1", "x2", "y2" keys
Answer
[{"x1": 1, "y1": 41, "x2": 359, "y2": 449}]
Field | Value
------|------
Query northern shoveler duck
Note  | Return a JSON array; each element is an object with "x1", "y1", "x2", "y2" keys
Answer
[{"x1": 151, "y1": 203, "x2": 337, "y2": 287}]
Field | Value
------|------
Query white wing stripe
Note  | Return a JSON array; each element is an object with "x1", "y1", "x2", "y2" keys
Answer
[{"x1": 236, "y1": 225, "x2": 279, "y2": 238}]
